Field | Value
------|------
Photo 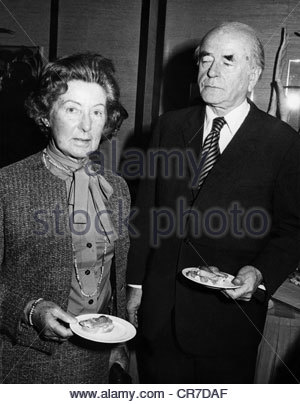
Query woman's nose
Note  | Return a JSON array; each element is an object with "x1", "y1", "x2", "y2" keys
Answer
[{"x1": 79, "y1": 112, "x2": 92, "y2": 132}]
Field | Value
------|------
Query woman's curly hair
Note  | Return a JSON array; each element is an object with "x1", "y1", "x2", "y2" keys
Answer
[{"x1": 26, "y1": 52, "x2": 128, "y2": 140}]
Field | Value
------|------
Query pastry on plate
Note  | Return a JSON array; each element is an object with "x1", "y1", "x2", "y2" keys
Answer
[
  {"x1": 79, "y1": 315, "x2": 114, "y2": 333},
  {"x1": 186, "y1": 267, "x2": 229, "y2": 285}
]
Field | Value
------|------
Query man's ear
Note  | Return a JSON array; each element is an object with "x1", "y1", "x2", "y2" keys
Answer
[{"x1": 248, "y1": 67, "x2": 262, "y2": 92}]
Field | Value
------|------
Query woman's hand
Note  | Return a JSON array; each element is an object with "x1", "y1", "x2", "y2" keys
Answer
[{"x1": 31, "y1": 300, "x2": 77, "y2": 342}]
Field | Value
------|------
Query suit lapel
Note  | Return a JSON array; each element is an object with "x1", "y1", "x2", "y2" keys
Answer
[
  {"x1": 181, "y1": 105, "x2": 205, "y2": 151},
  {"x1": 192, "y1": 103, "x2": 259, "y2": 205},
  {"x1": 181, "y1": 105, "x2": 206, "y2": 199}
]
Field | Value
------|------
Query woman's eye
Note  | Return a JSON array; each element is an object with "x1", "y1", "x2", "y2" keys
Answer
[
  {"x1": 66, "y1": 107, "x2": 80, "y2": 114},
  {"x1": 93, "y1": 110, "x2": 104, "y2": 117}
]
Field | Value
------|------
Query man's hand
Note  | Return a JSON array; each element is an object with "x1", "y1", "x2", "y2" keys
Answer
[
  {"x1": 109, "y1": 344, "x2": 129, "y2": 370},
  {"x1": 222, "y1": 265, "x2": 263, "y2": 301},
  {"x1": 108, "y1": 344, "x2": 132, "y2": 383},
  {"x1": 31, "y1": 300, "x2": 77, "y2": 342},
  {"x1": 126, "y1": 287, "x2": 142, "y2": 328}
]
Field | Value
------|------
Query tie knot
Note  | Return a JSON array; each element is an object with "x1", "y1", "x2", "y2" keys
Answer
[{"x1": 211, "y1": 117, "x2": 226, "y2": 133}]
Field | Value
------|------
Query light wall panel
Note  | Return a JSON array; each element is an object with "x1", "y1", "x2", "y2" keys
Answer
[
  {"x1": 161, "y1": 0, "x2": 300, "y2": 122},
  {"x1": 57, "y1": 0, "x2": 143, "y2": 165}
]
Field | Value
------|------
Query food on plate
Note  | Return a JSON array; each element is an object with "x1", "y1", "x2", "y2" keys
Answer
[
  {"x1": 289, "y1": 270, "x2": 300, "y2": 287},
  {"x1": 186, "y1": 267, "x2": 230, "y2": 286},
  {"x1": 79, "y1": 315, "x2": 114, "y2": 333}
]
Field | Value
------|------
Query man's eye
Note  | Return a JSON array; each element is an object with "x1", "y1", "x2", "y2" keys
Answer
[
  {"x1": 200, "y1": 57, "x2": 213, "y2": 66},
  {"x1": 224, "y1": 57, "x2": 234, "y2": 66},
  {"x1": 201, "y1": 58, "x2": 212, "y2": 64}
]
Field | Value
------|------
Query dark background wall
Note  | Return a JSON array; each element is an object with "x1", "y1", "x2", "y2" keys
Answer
[
  {"x1": 0, "y1": 0, "x2": 51, "y2": 166},
  {"x1": 1, "y1": 0, "x2": 300, "y2": 168}
]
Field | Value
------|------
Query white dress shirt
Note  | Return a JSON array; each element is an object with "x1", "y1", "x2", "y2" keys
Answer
[{"x1": 203, "y1": 99, "x2": 250, "y2": 152}]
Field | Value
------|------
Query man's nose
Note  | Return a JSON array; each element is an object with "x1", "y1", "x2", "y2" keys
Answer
[
  {"x1": 79, "y1": 112, "x2": 92, "y2": 132},
  {"x1": 207, "y1": 60, "x2": 220, "y2": 77}
]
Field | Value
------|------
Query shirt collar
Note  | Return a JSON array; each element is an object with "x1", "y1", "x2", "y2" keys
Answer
[{"x1": 205, "y1": 99, "x2": 250, "y2": 135}]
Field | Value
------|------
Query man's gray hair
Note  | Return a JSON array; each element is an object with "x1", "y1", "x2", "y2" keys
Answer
[{"x1": 195, "y1": 22, "x2": 265, "y2": 75}]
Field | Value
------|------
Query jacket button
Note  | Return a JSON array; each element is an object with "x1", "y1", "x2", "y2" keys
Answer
[
  {"x1": 87, "y1": 242, "x2": 92, "y2": 248},
  {"x1": 88, "y1": 299, "x2": 94, "y2": 305},
  {"x1": 85, "y1": 270, "x2": 90, "y2": 275}
]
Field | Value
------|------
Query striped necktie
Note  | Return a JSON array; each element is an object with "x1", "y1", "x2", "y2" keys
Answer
[{"x1": 198, "y1": 116, "x2": 226, "y2": 189}]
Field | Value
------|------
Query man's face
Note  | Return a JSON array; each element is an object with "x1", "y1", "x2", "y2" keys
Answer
[{"x1": 198, "y1": 29, "x2": 259, "y2": 114}]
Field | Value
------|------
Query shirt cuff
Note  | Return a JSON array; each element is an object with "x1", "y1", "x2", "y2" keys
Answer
[{"x1": 127, "y1": 284, "x2": 142, "y2": 289}]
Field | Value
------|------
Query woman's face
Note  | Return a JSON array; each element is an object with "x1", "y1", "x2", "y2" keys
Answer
[{"x1": 49, "y1": 80, "x2": 107, "y2": 159}]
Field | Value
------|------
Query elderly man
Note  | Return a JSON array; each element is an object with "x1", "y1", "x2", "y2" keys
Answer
[{"x1": 127, "y1": 22, "x2": 300, "y2": 383}]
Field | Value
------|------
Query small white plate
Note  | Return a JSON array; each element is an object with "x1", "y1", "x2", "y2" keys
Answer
[
  {"x1": 70, "y1": 314, "x2": 136, "y2": 343},
  {"x1": 182, "y1": 267, "x2": 239, "y2": 289},
  {"x1": 182, "y1": 267, "x2": 266, "y2": 291}
]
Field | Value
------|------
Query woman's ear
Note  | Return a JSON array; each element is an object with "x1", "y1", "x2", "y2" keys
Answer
[{"x1": 42, "y1": 118, "x2": 50, "y2": 127}]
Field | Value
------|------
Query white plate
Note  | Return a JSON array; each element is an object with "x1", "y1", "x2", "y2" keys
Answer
[
  {"x1": 182, "y1": 267, "x2": 240, "y2": 289},
  {"x1": 70, "y1": 314, "x2": 136, "y2": 343},
  {"x1": 182, "y1": 267, "x2": 266, "y2": 291}
]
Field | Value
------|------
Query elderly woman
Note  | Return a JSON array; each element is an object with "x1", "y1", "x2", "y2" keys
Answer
[{"x1": 0, "y1": 53, "x2": 130, "y2": 383}]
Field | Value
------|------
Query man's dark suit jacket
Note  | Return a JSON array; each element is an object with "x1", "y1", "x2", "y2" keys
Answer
[{"x1": 127, "y1": 102, "x2": 300, "y2": 356}]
